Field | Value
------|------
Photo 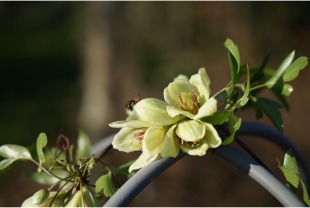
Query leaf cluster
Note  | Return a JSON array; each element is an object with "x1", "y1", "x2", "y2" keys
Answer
[{"x1": 200, "y1": 38, "x2": 308, "y2": 142}]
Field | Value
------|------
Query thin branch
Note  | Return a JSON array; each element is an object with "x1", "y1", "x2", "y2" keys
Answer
[
  {"x1": 49, "y1": 181, "x2": 68, "y2": 207},
  {"x1": 217, "y1": 124, "x2": 272, "y2": 173}
]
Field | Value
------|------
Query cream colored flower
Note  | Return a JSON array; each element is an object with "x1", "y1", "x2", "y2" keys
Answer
[{"x1": 109, "y1": 68, "x2": 222, "y2": 172}]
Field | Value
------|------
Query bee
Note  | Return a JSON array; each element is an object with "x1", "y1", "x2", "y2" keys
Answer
[{"x1": 125, "y1": 94, "x2": 141, "y2": 111}]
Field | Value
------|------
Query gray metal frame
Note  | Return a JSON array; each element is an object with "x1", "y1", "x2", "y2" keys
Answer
[{"x1": 91, "y1": 122, "x2": 308, "y2": 207}]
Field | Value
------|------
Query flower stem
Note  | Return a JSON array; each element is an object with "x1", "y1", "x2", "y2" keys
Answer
[
  {"x1": 49, "y1": 181, "x2": 68, "y2": 207},
  {"x1": 217, "y1": 125, "x2": 272, "y2": 173},
  {"x1": 30, "y1": 159, "x2": 63, "y2": 180}
]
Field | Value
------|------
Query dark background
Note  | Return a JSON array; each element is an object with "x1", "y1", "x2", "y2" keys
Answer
[{"x1": 1, "y1": 2, "x2": 310, "y2": 206}]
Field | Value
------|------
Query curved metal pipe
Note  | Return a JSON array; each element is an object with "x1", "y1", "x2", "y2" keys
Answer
[
  {"x1": 92, "y1": 123, "x2": 308, "y2": 207},
  {"x1": 235, "y1": 122, "x2": 310, "y2": 190}
]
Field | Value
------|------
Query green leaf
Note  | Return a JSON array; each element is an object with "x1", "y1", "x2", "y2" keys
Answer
[
  {"x1": 273, "y1": 92, "x2": 290, "y2": 111},
  {"x1": 76, "y1": 129, "x2": 91, "y2": 160},
  {"x1": 276, "y1": 149, "x2": 299, "y2": 193},
  {"x1": 36, "y1": 133, "x2": 48, "y2": 165},
  {"x1": 225, "y1": 84, "x2": 234, "y2": 97},
  {"x1": 95, "y1": 173, "x2": 117, "y2": 197},
  {"x1": 271, "y1": 83, "x2": 293, "y2": 97},
  {"x1": 266, "y1": 50, "x2": 295, "y2": 88},
  {"x1": 297, "y1": 175, "x2": 310, "y2": 206},
  {"x1": 222, "y1": 116, "x2": 242, "y2": 145},
  {"x1": 26, "y1": 170, "x2": 69, "y2": 186},
  {"x1": 283, "y1": 57, "x2": 308, "y2": 82},
  {"x1": 0, "y1": 144, "x2": 32, "y2": 159},
  {"x1": 236, "y1": 65, "x2": 250, "y2": 108},
  {"x1": 251, "y1": 50, "x2": 271, "y2": 83},
  {"x1": 114, "y1": 159, "x2": 136, "y2": 175},
  {"x1": 250, "y1": 97, "x2": 263, "y2": 119},
  {"x1": 257, "y1": 98, "x2": 283, "y2": 134},
  {"x1": 200, "y1": 110, "x2": 232, "y2": 125},
  {"x1": 0, "y1": 158, "x2": 19, "y2": 173},
  {"x1": 224, "y1": 38, "x2": 242, "y2": 84}
]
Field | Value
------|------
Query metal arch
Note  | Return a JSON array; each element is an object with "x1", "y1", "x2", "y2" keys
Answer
[{"x1": 92, "y1": 123, "x2": 307, "y2": 207}]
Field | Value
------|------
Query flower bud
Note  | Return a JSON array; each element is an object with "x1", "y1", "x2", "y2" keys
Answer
[
  {"x1": 31, "y1": 189, "x2": 50, "y2": 205},
  {"x1": 82, "y1": 185, "x2": 98, "y2": 207},
  {"x1": 64, "y1": 190, "x2": 81, "y2": 207},
  {"x1": 95, "y1": 193, "x2": 103, "y2": 201},
  {"x1": 22, "y1": 191, "x2": 66, "y2": 207}
]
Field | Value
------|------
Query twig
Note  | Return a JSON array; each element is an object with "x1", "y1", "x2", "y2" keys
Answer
[
  {"x1": 217, "y1": 124, "x2": 272, "y2": 173},
  {"x1": 49, "y1": 181, "x2": 68, "y2": 207}
]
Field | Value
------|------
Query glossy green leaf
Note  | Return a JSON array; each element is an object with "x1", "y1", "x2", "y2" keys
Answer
[
  {"x1": 276, "y1": 149, "x2": 299, "y2": 193},
  {"x1": 224, "y1": 38, "x2": 242, "y2": 84},
  {"x1": 36, "y1": 133, "x2": 47, "y2": 165},
  {"x1": 76, "y1": 129, "x2": 91, "y2": 160},
  {"x1": 271, "y1": 83, "x2": 293, "y2": 97},
  {"x1": 222, "y1": 116, "x2": 241, "y2": 145},
  {"x1": 283, "y1": 57, "x2": 308, "y2": 82},
  {"x1": 257, "y1": 98, "x2": 283, "y2": 134},
  {"x1": 266, "y1": 50, "x2": 295, "y2": 88},
  {"x1": 251, "y1": 50, "x2": 271, "y2": 83},
  {"x1": 0, "y1": 144, "x2": 32, "y2": 159},
  {"x1": 236, "y1": 66, "x2": 250, "y2": 108},
  {"x1": 95, "y1": 173, "x2": 117, "y2": 197},
  {"x1": 297, "y1": 175, "x2": 310, "y2": 206}
]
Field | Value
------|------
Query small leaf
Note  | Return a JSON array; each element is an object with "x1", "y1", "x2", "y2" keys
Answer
[
  {"x1": 114, "y1": 159, "x2": 136, "y2": 175},
  {"x1": 271, "y1": 83, "x2": 293, "y2": 97},
  {"x1": 76, "y1": 129, "x2": 91, "y2": 160},
  {"x1": 276, "y1": 149, "x2": 299, "y2": 193},
  {"x1": 0, "y1": 144, "x2": 32, "y2": 159},
  {"x1": 224, "y1": 39, "x2": 242, "y2": 84},
  {"x1": 225, "y1": 85, "x2": 234, "y2": 97},
  {"x1": 36, "y1": 133, "x2": 48, "y2": 165},
  {"x1": 236, "y1": 65, "x2": 250, "y2": 108},
  {"x1": 95, "y1": 173, "x2": 117, "y2": 197},
  {"x1": 273, "y1": 92, "x2": 290, "y2": 111},
  {"x1": 297, "y1": 175, "x2": 310, "y2": 206},
  {"x1": 0, "y1": 158, "x2": 19, "y2": 173},
  {"x1": 251, "y1": 50, "x2": 271, "y2": 83},
  {"x1": 257, "y1": 98, "x2": 283, "y2": 134},
  {"x1": 228, "y1": 116, "x2": 242, "y2": 133},
  {"x1": 222, "y1": 116, "x2": 242, "y2": 145},
  {"x1": 266, "y1": 50, "x2": 295, "y2": 88},
  {"x1": 250, "y1": 97, "x2": 263, "y2": 119},
  {"x1": 283, "y1": 57, "x2": 308, "y2": 82},
  {"x1": 200, "y1": 110, "x2": 232, "y2": 125}
]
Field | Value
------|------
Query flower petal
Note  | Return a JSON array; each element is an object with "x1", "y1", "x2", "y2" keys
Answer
[
  {"x1": 164, "y1": 79, "x2": 199, "y2": 106},
  {"x1": 167, "y1": 105, "x2": 195, "y2": 119},
  {"x1": 202, "y1": 122, "x2": 222, "y2": 148},
  {"x1": 198, "y1": 67, "x2": 211, "y2": 95},
  {"x1": 193, "y1": 97, "x2": 217, "y2": 120},
  {"x1": 125, "y1": 109, "x2": 143, "y2": 121},
  {"x1": 112, "y1": 128, "x2": 147, "y2": 152},
  {"x1": 135, "y1": 98, "x2": 180, "y2": 125},
  {"x1": 173, "y1": 74, "x2": 189, "y2": 82},
  {"x1": 180, "y1": 137, "x2": 209, "y2": 156},
  {"x1": 176, "y1": 120, "x2": 206, "y2": 142},
  {"x1": 189, "y1": 74, "x2": 210, "y2": 105},
  {"x1": 109, "y1": 120, "x2": 156, "y2": 128},
  {"x1": 160, "y1": 124, "x2": 180, "y2": 158},
  {"x1": 142, "y1": 126, "x2": 168, "y2": 161},
  {"x1": 129, "y1": 153, "x2": 161, "y2": 173}
]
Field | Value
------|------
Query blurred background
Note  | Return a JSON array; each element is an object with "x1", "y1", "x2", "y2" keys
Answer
[{"x1": 1, "y1": 1, "x2": 310, "y2": 206}]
